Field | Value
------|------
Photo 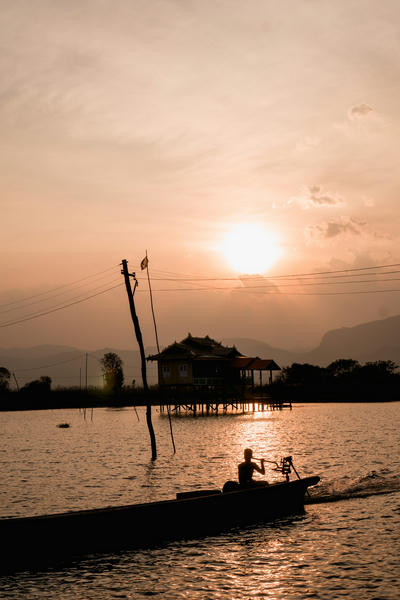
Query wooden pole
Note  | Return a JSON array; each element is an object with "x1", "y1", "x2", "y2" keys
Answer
[
  {"x1": 142, "y1": 252, "x2": 176, "y2": 454},
  {"x1": 121, "y1": 259, "x2": 157, "y2": 460}
]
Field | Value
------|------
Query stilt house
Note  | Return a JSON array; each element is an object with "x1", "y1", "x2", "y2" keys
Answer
[{"x1": 147, "y1": 334, "x2": 280, "y2": 390}]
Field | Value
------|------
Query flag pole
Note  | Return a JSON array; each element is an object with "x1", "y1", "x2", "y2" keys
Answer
[
  {"x1": 143, "y1": 250, "x2": 160, "y2": 353},
  {"x1": 142, "y1": 251, "x2": 176, "y2": 454}
]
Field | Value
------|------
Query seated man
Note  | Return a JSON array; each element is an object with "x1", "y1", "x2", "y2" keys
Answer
[{"x1": 238, "y1": 448, "x2": 268, "y2": 487}]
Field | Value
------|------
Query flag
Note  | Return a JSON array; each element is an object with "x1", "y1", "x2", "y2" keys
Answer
[{"x1": 140, "y1": 256, "x2": 149, "y2": 270}]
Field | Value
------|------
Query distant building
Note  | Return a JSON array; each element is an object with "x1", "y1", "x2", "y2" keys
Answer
[{"x1": 147, "y1": 334, "x2": 280, "y2": 390}]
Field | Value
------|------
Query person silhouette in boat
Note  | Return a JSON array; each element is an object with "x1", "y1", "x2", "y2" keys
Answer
[{"x1": 238, "y1": 448, "x2": 267, "y2": 487}]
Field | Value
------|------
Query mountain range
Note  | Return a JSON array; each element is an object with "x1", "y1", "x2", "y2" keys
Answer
[
  {"x1": 1, "y1": 315, "x2": 399, "y2": 389},
  {"x1": 223, "y1": 314, "x2": 400, "y2": 368}
]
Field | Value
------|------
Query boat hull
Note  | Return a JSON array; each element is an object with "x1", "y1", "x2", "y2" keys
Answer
[{"x1": 1, "y1": 476, "x2": 319, "y2": 571}]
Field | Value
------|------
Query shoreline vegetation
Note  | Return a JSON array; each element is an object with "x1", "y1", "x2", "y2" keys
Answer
[
  {"x1": 0, "y1": 359, "x2": 399, "y2": 410},
  {"x1": 269, "y1": 358, "x2": 400, "y2": 403}
]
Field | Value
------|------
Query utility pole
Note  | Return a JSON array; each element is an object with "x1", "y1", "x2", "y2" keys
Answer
[{"x1": 121, "y1": 259, "x2": 157, "y2": 460}]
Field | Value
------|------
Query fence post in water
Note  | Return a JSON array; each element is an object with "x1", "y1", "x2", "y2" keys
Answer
[{"x1": 121, "y1": 259, "x2": 157, "y2": 460}]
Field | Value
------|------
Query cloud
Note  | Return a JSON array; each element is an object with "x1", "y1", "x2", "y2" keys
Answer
[
  {"x1": 306, "y1": 217, "x2": 366, "y2": 242},
  {"x1": 308, "y1": 185, "x2": 342, "y2": 206},
  {"x1": 324, "y1": 219, "x2": 363, "y2": 238},
  {"x1": 348, "y1": 103, "x2": 373, "y2": 120},
  {"x1": 290, "y1": 185, "x2": 343, "y2": 209},
  {"x1": 335, "y1": 103, "x2": 384, "y2": 137}
]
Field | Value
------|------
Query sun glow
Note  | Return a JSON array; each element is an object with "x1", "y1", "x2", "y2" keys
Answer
[{"x1": 220, "y1": 223, "x2": 281, "y2": 274}]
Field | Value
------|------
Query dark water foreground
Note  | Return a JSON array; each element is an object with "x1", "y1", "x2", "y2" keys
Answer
[{"x1": 1, "y1": 403, "x2": 399, "y2": 599}]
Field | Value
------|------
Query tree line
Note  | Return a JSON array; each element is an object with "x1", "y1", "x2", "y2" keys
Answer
[
  {"x1": 269, "y1": 359, "x2": 400, "y2": 401},
  {"x1": 1, "y1": 355, "x2": 399, "y2": 406},
  {"x1": 0, "y1": 352, "x2": 125, "y2": 396}
]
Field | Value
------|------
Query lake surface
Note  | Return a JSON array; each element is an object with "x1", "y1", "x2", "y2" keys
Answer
[{"x1": 1, "y1": 402, "x2": 399, "y2": 599}]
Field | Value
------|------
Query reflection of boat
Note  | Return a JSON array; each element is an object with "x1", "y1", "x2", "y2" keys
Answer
[{"x1": 1, "y1": 475, "x2": 319, "y2": 570}]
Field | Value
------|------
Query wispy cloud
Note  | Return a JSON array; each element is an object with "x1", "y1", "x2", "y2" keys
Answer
[
  {"x1": 348, "y1": 103, "x2": 373, "y2": 120},
  {"x1": 290, "y1": 185, "x2": 343, "y2": 209},
  {"x1": 306, "y1": 217, "x2": 366, "y2": 242},
  {"x1": 334, "y1": 103, "x2": 385, "y2": 138}
]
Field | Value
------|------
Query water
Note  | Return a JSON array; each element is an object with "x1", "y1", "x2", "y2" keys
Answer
[{"x1": 1, "y1": 403, "x2": 399, "y2": 599}]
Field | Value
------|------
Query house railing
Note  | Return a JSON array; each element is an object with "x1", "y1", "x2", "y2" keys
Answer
[{"x1": 193, "y1": 377, "x2": 224, "y2": 386}]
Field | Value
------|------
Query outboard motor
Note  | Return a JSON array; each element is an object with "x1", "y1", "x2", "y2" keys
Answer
[
  {"x1": 269, "y1": 455, "x2": 302, "y2": 483},
  {"x1": 281, "y1": 456, "x2": 292, "y2": 482}
]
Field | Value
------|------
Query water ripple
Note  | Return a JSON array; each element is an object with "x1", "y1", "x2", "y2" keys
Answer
[{"x1": 1, "y1": 403, "x2": 399, "y2": 599}]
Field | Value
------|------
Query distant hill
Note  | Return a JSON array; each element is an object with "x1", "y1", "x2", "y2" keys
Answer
[
  {"x1": 225, "y1": 314, "x2": 400, "y2": 367},
  {"x1": 305, "y1": 314, "x2": 400, "y2": 365},
  {"x1": 1, "y1": 315, "x2": 399, "y2": 388},
  {"x1": 222, "y1": 338, "x2": 301, "y2": 367}
]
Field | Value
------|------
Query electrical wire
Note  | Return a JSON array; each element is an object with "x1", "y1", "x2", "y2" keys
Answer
[
  {"x1": 0, "y1": 275, "x2": 122, "y2": 316},
  {"x1": 163, "y1": 276, "x2": 400, "y2": 289},
  {"x1": 2, "y1": 261, "x2": 400, "y2": 329},
  {"x1": 137, "y1": 263, "x2": 400, "y2": 283},
  {"x1": 0, "y1": 277, "x2": 123, "y2": 324},
  {"x1": 136, "y1": 286, "x2": 400, "y2": 295},
  {"x1": 0, "y1": 282, "x2": 124, "y2": 328},
  {"x1": 138, "y1": 270, "x2": 400, "y2": 283},
  {"x1": 239, "y1": 288, "x2": 400, "y2": 296},
  {"x1": 14, "y1": 355, "x2": 86, "y2": 372},
  {"x1": 0, "y1": 264, "x2": 120, "y2": 308}
]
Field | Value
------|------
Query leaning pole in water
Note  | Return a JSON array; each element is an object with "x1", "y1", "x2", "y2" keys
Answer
[{"x1": 121, "y1": 259, "x2": 157, "y2": 460}]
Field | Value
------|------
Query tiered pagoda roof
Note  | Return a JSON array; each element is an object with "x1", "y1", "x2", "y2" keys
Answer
[{"x1": 147, "y1": 334, "x2": 242, "y2": 361}]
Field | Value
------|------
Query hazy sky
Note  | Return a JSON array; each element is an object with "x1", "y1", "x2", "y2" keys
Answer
[{"x1": 1, "y1": 0, "x2": 399, "y2": 351}]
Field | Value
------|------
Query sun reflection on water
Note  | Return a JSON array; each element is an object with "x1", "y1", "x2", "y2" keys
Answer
[{"x1": 1, "y1": 404, "x2": 399, "y2": 598}]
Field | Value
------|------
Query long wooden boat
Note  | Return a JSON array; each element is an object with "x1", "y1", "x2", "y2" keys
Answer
[{"x1": 1, "y1": 475, "x2": 319, "y2": 571}]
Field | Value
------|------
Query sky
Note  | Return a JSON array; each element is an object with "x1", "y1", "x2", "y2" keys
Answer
[{"x1": 1, "y1": 0, "x2": 400, "y2": 352}]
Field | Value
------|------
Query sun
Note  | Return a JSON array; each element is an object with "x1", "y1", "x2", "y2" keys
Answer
[{"x1": 220, "y1": 223, "x2": 281, "y2": 274}]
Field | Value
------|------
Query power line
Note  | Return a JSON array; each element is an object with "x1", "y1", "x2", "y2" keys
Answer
[
  {"x1": 264, "y1": 262, "x2": 400, "y2": 278},
  {"x1": 14, "y1": 355, "x2": 86, "y2": 372},
  {"x1": 0, "y1": 283, "x2": 124, "y2": 328},
  {"x1": 202, "y1": 276, "x2": 400, "y2": 289},
  {"x1": 0, "y1": 264, "x2": 120, "y2": 308},
  {"x1": 0, "y1": 275, "x2": 122, "y2": 316},
  {"x1": 245, "y1": 288, "x2": 400, "y2": 296},
  {"x1": 141, "y1": 269, "x2": 400, "y2": 283},
  {"x1": 137, "y1": 262, "x2": 400, "y2": 283},
  {"x1": 2, "y1": 261, "x2": 400, "y2": 330},
  {"x1": 0, "y1": 278, "x2": 122, "y2": 324},
  {"x1": 136, "y1": 285, "x2": 400, "y2": 295}
]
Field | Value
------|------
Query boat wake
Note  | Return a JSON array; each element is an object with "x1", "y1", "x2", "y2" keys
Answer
[{"x1": 305, "y1": 468, "x2": 400, "y2": 505}]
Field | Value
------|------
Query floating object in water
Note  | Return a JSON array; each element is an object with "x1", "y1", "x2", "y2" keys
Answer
[{"x1": 57, "y1": 423, "x2": 70, "y2": 428}]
